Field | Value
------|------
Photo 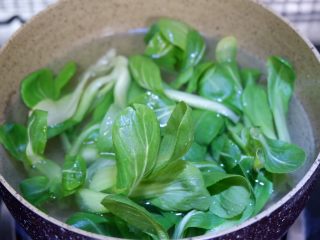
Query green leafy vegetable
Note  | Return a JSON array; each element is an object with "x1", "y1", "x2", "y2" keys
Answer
[
  {"x1": 129, "y1": 55, "x2": 163, "y2": 93},
  {"x1": 76, "y1": 188, "x2": 109, "y2": 213},
  {"x1": 193, "y1": 109, "x2": 224, "y2": 145},
  {"x1": 216, "y1": 36, "x2": 237, "y2": 63},
  {"x1": 66, "y1": 212, "x2": 112, "y2": 235},
  {"x1": 253, "y1": 171, "x2": 273, "y2": 214},
  {"x1": 242, "y1": 83, "x2": 276, "y2": 139},
  {"x1": 0, "y1": 123, "x2": 27, "y2": 161},
  {"x1": 267, "y1": 56, "x2": 295, "y2": 142},
  {"x1": 62, "y1": 155, "x2": 86, "y2": 193},
  {"x1": 20, "y1": 176, "x2": 51, "y2": 206},
  {"x1": 250, "y1": 128, "x2": 306, "y2": 173},
  {"x1": 112, "y1": 104, "x2": 161, "y2": 195},
  {"x1": 173, "y1": 210, "x2": 224, "y2": 239},
  {"x1": 155, "y1": 102, "x2": 193, "y2": 172},
  {"x1": 102, "y1": 194, "x2": 169, "y2": 240}
]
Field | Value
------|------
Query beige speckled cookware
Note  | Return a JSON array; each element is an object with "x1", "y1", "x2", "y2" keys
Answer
[{"x1": 0, "y1": 0, "x2": 320, "y2": 239}]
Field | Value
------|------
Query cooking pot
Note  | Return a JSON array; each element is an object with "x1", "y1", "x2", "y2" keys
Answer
[{"x1": 0, "y1": 0, "x2": 319, "y2": 239}]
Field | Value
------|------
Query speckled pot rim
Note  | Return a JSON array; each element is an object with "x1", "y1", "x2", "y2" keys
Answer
[{"x1": 0, "y1": 0, "x2": 320, "y2": 239}]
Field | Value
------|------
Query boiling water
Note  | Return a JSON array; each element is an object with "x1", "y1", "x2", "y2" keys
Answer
[{"x1": 4, "y1": 32, "x2": 315, "y2": 221}]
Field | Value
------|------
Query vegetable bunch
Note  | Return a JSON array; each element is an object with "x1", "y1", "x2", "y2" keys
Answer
[{"x1": 0, "y1": 18, "x2": 305, "y2": 239}]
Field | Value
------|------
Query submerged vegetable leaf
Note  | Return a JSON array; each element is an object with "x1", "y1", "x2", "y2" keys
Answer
[
  {"x1": 0, "y1": 123, "x2": 27, "y2": 161},
  {"x1": 193, "y1": 109, "x2": 224, "y2": 145},
  {"x1": 89, "y1": 163, "x2": 117, "y2": 192},
  {"x1": 240, "y1": 68, "x2": 261, "y2": 87},
  {"x1": 156, "y1": 18, "x2": 190, "y2": 51},
  {"x1": 20, "y1": 69, "x2": 56, "y2": 108},
  {"x1": 146, "y1": 163, "x2": 210, "y2": 212},
  {"x1": 208, "y1": 173, "x2": 253, "y2": 219},
  {"x1": 186, "y1": 62, "x2": 214, "y2": 93},
  {"x1": 180, "y1": 30, "x2": 206, "y2": 70},
  {"x1": 242, "y1": 83, "x2": 276, "y2": 139},
  {"x1": 54, "y1": 61, "x2": 77, "y2": 95},
  {"x1": 267, "y1": 56, "x2": 295, "y2": 142},
  {"x1": 102, "y1": 194, "x2": 169, "y2": 240},
  {"x1": 20, "y1": 62, "x2": 77, "y2": 109},
  {"x1": 173, "y1": 210, "x2": 224, "y2": 239},
  {"x1": 33, "y1": 50, "x2": 118, "y2": 127},
  {"x1": 144, "y1": 32, "x2": 178, "y2": 72},
  {"x1": 199, "y1": 65, "x2": 234, "y2": 101},
  {"x1": 191, "y1": 161, "x2": 225, "y2": 187},
  {"x1": 112, "y1": 104, "x2": 161, "y2": 195},
  {"x1": 155, "y1": 102, "x2": 193, "y2": 171},
  {"x1": 215, "y1": 36, "x2": 237, "y2": 63},
  {"x1": 182, "y1": 142, "x2": 207, "y2": 162},
  {"x1": 66, "y1": 212, "x2": 111, "y2": 235},
  {"x1": 253, "y1": 171, "x2": 273, "y2": 214},
  {"x1": 62, "y1": 155, "x2": 87, "y2": 193},
  {"x1": 76, "y1": 188, "x2": 109, "y2": 213},
  {"x1": 250, "y1": 128, "x2": 306, "y2": 173},
  {"x1": 20, "y1": 176, "x2": 51, "y2": 206},
  {"x1": 132, "y1": 91, "x2": 175, "y2": 128},
  {"x1": 129, "y1": 55, "x2": 163, "y2": 93},
  {"x1": 26, "y1": 110, "x2": 48, "y2": 165},
  {"x1": 98, "y1": 104, "x2": 121, "y2": 153},
  {"x1": 152, "y1": 212, "x2": 182, "y2": 231},
  {"x1": 210, "y1": 185, "x2": 250, "y2": 219}
]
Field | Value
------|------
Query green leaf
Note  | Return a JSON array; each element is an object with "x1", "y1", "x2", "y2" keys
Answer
[
  {"x1": 240, "y1": 68, "x2": 261, "y2": 87},
  {"x1": 132, "y1": 91, "x2": 175, "y2": 128},
  {"x1": 66, "y1": 212, "x2": 111, "y2": 235},
  {"x1": 144, "y1": 32, "x2": 178, "y2": 72},
  {"x1": 129, "y1": 55, "x2": 163, "y2": 93},
  {"x1": 250, "y1": 128, "x2": 306, "y2": 173},
  {"x1": 210, "y1": 185, "x2": 250, "y2": 219},
  {"x1": 89, "y1": 163, "x2": 117, "y2": 192},
  {"x1": 102, "y1": 194, "x2": 169, "y2": 240},
  {"x1": 242, "y1": 83, "x2": 276, "y2": 139},
  {"x1": 173, "y1": 210, "x2": 224, "y2": 239},
  {"x1": 193, "y1": 109, "x2": 224, "y2": 145},
  {"x1": 170, "y1": 67, "x2": 195, "y2": 89},
  {"x1": 0, "y1": 123, "x2": 27, "y2": 161},
  {"x1": 182, "y1": 142, "x2": 207, "y2": 162},
  {"x1": 155, "y1": 102, "x2": 193, "y2": 171},
  {"x1": 191, "y1": 161, "x2": 225, "y2": 186},
  {"x1": 156, "y1": 18, "x2": 190, "y2": 51},
  {"x1": 152, "y1": 212, "x2": 182, "y2": 231},
  {"x1": 148, "y1": 163, "x2": 210, "y2": 211},
  {"x1": 20, "y1": 68, "x2": 56, "y2": 108},
  {"x1": 33, "y1": 50, "x2": 118, "y2": 126},
  {"x1": 112, "y1": 104, "x2": 161, "y2": 195},
  {"x1": 181, "y1": 30, "x2": 206, "y2": 70},
  {"x1": 76, "y1": 188, "x2": 109, "y2": 213},
  {"x1": 90, "y1": 91, "x2": 114, "y2": 125},
  {"x1": 203, "y1": 168, "x2": 254, "y2": 220},
  {"x1": 199, "y1": 65, "x2": 234, "y2": 101},
  {"x1": 54, "y1": 61, "x2": 77, "y2": 95},
  {"x1": 20, "y1": 62, "x2": 77, "y2": 109},
  {"x1": 62, "y1": 155, "x2": 87, "y2": 193},
  {"x1": 267, "y1": 56, "x2": 295, "y2": 142},
  {"x1": 215, "y1": 36, "x2": 237, "y2": 63},
  {"x1": 98, "y1": 104, "x2": 121, "y2": 153},
  {"x1": 26, "y1": 110, "x2": 48, "y2": 165},
  {"x1": 20, "y1": 176, "x2": 51, "y2": 206},
  {"x1": 216, "y1": 134, "x2": 242, "y2": 171},
  {"x1": 186, "y1": 62, "x2": 214, "y2": 93},
  {"x1": 253, "y1": 171, "x2": 273, "y2": 214}
]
